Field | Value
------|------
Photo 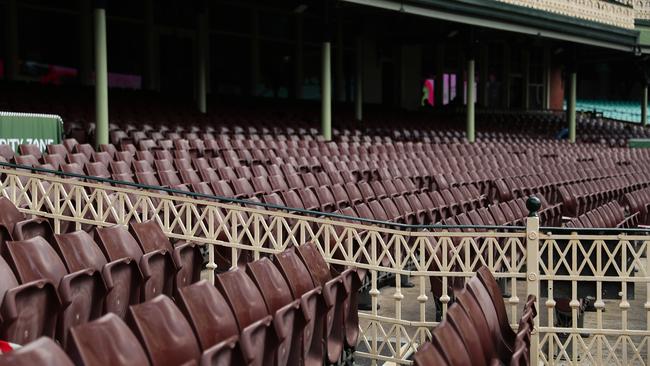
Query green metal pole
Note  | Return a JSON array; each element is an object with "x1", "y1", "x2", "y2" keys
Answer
[
  {"x1": 80, "y1": 0, "x2": 93, "y2": 85},
  {"x1": 467, "y1": 59, "x2": 476, "y2": 143},
  {"x1": 322, "y1": 42, "x2": 332, "y2": 141},
  {"x1": 197, "y1": 12, "x2": 208, "y2": 114},
  {"x1": 355, "y1": 36, "x2": 363, "y2": 121},
  {"x1": 523, "y1": 49, "x2": 530, "y2": 110},
  {"x1": 6, "y1": 0, "x2": 18, "y2": 80},
  {"x1": 336, "y1": 22, "x2": 345, "y2": 103},
  {"x1": 294, "y1": 14, "x2": 304, "y2": 100},
  {"x1": 94, "y1": 5, "x2": 109, "y2": 147},
  {"x1": 643, "y1": 85, "x2": 648, "y2": 126},
  {"x1": 568, "y1": 72, "x2": 577, "y2": 143},
  {"x1": 250, "y1": 10, "x2": 260, "y2": 96}
]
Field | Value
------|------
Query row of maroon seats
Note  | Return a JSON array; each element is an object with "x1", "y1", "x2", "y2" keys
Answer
[
  {"x1": 565, "y1": 201, "x2": 639, "y2": 229},
  {"x1": 558, "y1": 173, "x2": 650, "y2": 217},
  {"x1": 0, "y1": 241, "x2": 359, "y2": 366},
  {"x1": 0, "y1": 197, "x2": 202, "y2": 348},
  {"x1": 413, "y1": 267, "x2": 537, "y2": 366},
  {"x1": 624, "y1": 187, "x2": 650, "y2": 225}
]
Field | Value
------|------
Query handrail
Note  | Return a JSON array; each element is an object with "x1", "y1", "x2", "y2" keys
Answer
[
  {"x1": 0, "y1": 161, "x2": 524, "y2": 231},
  {"x1": 6, "y1": 161, "x2": 650, "y2": 234}
]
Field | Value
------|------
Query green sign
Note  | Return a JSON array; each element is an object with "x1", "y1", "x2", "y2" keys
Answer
[
  {"x1": 0, "y1": 112, "x2": 63, "y2": 153},
  {"x1": 628, "y1": 139, "x2": 650, "y2": 148}
]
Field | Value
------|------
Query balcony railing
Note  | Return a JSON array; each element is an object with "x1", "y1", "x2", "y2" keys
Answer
[
  {"x1": 2, "y1": 162, "x2": 650, "y2": 365},
  {"x1": 496, "y1": 0, "x2": 642, "y2": 29}
]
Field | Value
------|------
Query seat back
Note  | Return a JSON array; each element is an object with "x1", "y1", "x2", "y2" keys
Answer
[
  {"x1": 246, "y1": 257, "x2": 295, "y2": 314},
  {"x1": 129, "y1": 220, "x2": 174, "y2": 253},
  {"x1": 53, "y1": 231, "x2": 107, "y2": 272},
  {"x1": 177, "y1": 280, "x2": 240, "y2": 351},
  {"x1": 127, "y1": 296, "x2": 201, "y2": 366},
  {"x1": 0, "y1": 337, "x2": 73, "y2": 366},
  {"x1": 68, "y1": 313, "x2": 150, "y2": 366},
  {"x1": 214, "y1": 269, "x2": 269, "y2": 331},
  {"x1": 5, "y1": 236, "x2": 68, "y2": 285},
  {"x1": 95, "y1": 225, "x2": 144, "y2": 262},
  {"x1": 272, "y1": 247, "x2": 317, "y2": 298}
]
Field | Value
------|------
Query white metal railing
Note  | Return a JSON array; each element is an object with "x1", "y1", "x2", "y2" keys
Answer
[{"x1": 3, "y1": 165, "x2": 650, "y2": 365}]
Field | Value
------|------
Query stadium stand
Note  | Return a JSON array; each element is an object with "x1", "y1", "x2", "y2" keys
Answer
[
  {"x1": 0, "y1": 198, "x2": 365, "y2": 366},
  {"x1": 6, "y1": 0, "x2": 650, "y2": 364}
]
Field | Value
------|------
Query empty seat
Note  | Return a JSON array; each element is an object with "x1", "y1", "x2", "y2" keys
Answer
[
  {"x1": 127, "y1": 295, "x2": 201, "y2": 366},
  {"x1": 53, "y1": 230, "x2": 141, "y2": 318},
  {"x1": 130, "y1": 219, "x2": 202, "y2": 292},
  {"x1": 0, "y1": 255, "x2": 59, "y2": 344},
  {"x1": 4, "y1": 236, "x2": 105, "y2": 347},
  {"x1": 246, "y1": 258, "x2": 302, "y2": 366},
  {"x1": 95, "y1": 225, "x2": 175, "y2": 300},
  {"x1": 177, "y1": 280, "x2": 241, "y2": 363},
  {"x1": 67, "y1": 313, "x2": 150, "y2": 366},
  {"x1": 273, "y1": 248, "x2": 326, "y2": 365},
  {"x1": 214, "y1": 269, "x2": 274, "y2": 366},
  {"x1": 0, "y1": 337, "x2": 73, "y2": 366}
]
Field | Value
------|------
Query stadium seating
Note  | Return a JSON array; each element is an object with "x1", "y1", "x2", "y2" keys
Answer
[
  {"x1": 0, "y1": 198, "x2": 364, "y2": 366},
  {"x1": 413, "y1": 267, "x2": 537, "y2": 366}
]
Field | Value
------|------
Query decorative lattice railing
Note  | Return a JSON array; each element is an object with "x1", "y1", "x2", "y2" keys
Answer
[{"x1": 2, "y1": 163, "x2": 650, "y2": 365}]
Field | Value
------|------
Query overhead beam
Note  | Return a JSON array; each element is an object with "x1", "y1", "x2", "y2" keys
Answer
[{"x1": 340, "y1": 0, "x2": 637, "y2": 52}]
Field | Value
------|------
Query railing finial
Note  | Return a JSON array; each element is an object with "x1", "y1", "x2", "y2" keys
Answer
[{"x1": 526, "y1": 196, "x2": 541, "y2": 217}]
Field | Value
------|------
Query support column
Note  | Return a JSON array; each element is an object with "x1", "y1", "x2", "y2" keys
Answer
[
  {"x1": 467, "y1": 59, "x2": 476, "y2": 143},
  {"x1": 568, "y1": 71, "x2": 577, "y2": 143},
  {"x1": 336, "y1": 22, "x2": 345, "y2": 102},
  {"x1": 250, "y1": 10, "x2": 260, "y2": 96},
  {"x1": 543, "y1": 46, "x2": 551, "y2": 110},
  {"x1": 435, "y1": 44, "x2": 444, "y2": 107},
  {"x1": 196, "y1": 10, "x2": 208, "y2": 114},
  {"x1": 79, "y1": 0, "x2": 93, "y2": 85},
  {"x1": 642, "y1": 85, "x2": 648, "y2": 126},
  {"x1": 144, "y1": 0, "x2": 158, "y2": 91},
  {"x1": 355, "y1": 36, "x2": 363, "y2": 121},
  {"x1": 294, "y1": 14, "x2": 304, "y2": 100},
  {"x1": 94, "y1": 2, "x2": 109, "y2": 147},
  {"x1": 479, "y1": 44, "x2": 489, "y2": 107},
  {"x1": 503, "y1": 44, "x2": 511, "y2": 108},
  {"x1": 322, "y1": 42, "x2": 332, "y2": 141},
  {"x1": 5, "y1": 0, "x2": 19, "y2": 80},
  {"x1": 523, "y1": 49, "x2": 530, "y2": 110}
]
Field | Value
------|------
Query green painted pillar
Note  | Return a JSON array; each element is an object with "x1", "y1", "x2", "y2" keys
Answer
[
  {"x1": 322, "y1": 42, "x2": 332, "y2": 141},
  {"x1": 543, "y1": 46, "x2": 551, "y2": 110},
  {"x1": 568, "y1": 72, "x2": 577, "y2": 143},
  {"x1": 196, "y1": 11, "x2": 208, "y2": 114},
  {"x1": 336, "y1": 23, "x2": 346, "y2": 103},
  {"x1": 479, "y1": 44, "x2": 488, "y2": 107},
  {"x1": 523, "y1": 49, "x2": 530, "y2": 110},
  {"x1": 294, "y1": 14, "x2": 304, "y2": 99},
  {"x1": 643, "y1": 85, "x2": 648, "y2": 126},
  {"x1": 79, "y1": 0, "x2": 93, "y2": 85},
  {"x1": 355, "y1": 36, "x2": 363, "y2": 121},
  {"x1": 5, "y1": 0, "x2": 18, "y2": 80},
  {"x1": 250, "y1": 10, "x2": 260, "y2": 96},
  {"x1": 94, "y1": 4, "x2": 109, "y2": 147},
  {"x1": 144, "y1": 0, "x2": 158, "y2": 91},
  {"x1": 467, "y1": 59, "x2": 476, "y2": 143},
  {"x1": 503, "y1": 44, "x2": 511, "y2": 108}
]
